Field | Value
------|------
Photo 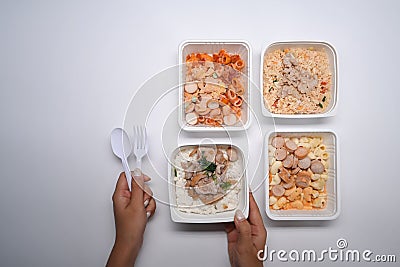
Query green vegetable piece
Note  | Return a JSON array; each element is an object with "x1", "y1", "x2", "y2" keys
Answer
[
  {"x1": 205, "y1": 162, "x2": 216, "y2": 172},
  {"x1": 318, "y1": 103, "x2": 323, "y2": 108},
  {"x1": 199, "y1": 156, "x2": 216, "y2": 173},
  {"x1": 212, "y1": 72, "x2": 218, "y2": 78},
  {"x1": 174, "y1": 168, "x2": 177, "y2": 177},
  {"x1": 221, "y1": 182, "x2": 231, "y2": 190},
  {"x1": 199, "y1": 156, "x2": 209, "y2": 168},
  {"x1": 322, "y1": 96, "x2": 326, "y2": 102}
]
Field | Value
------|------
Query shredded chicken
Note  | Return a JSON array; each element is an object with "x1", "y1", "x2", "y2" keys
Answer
[
  {"x1": 179, "y1": 146, "x2": 239, "y2": 205},
  {"x1": 280, "y1": 53, "x2": 318, "y2": 98}
]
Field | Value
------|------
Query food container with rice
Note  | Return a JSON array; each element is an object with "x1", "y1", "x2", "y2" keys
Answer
[
  {"x1": 179, "y1": 40, "x2": 251, "y2": 131},
  {"x1": 261, "y1": 41, "x2": 338, "y2": 118},
  {"x1": 168, "y1": 144, "x2": 249, "y2": 223},
  {"x1": 265, "y1": 130, "x2": 340, "y2": 220}
]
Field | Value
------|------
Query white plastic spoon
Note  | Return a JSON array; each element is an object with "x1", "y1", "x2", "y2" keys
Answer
[{"x1": 111, "y1": 128, "x2": 133, "y2": 191}]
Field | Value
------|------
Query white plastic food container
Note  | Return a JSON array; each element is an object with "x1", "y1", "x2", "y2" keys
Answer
[
  {"x1": 168, "y1": 144, "x2": 249, "y2": 223},
  {"x1": 260, "y1": 41, "x2": 338, "y2": 118},
  {"x1": 178, "y1": 40, "x2": 251, "y2": 131},
  {"x1": 264, "y1": 130, "x2": 340, "y2": 220}
]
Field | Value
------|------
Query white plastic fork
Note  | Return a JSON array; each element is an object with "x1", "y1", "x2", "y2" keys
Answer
[{"x1": 133, "y1": 125, "x2": 148, "y2": 177}]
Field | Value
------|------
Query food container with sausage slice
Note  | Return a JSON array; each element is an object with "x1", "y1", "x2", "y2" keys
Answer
[
  {"x1": 261, "y1": 41, "x2": 338, "y2": 118},
  {"x1": 168, "y1": 144, "x2": 249, "y2": 223},
  {"x1": 178, "y1": 40, "x2": 251, "y2": 131},
  {"x1": 265, "y1": 130, "x2": 340, "y2": 220}
]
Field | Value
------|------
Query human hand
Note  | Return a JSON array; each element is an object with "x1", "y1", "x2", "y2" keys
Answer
[
  {"x1": 225, "y1": 192, "x2": 267, "y2": 267},
  {"x1": 106, "y1": 171, "x2": 156, "y2": 267}
]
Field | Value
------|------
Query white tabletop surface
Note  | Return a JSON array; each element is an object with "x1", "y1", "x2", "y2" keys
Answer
[{"x1": 1, "y1": 0, "x2": 399, "y2": 266}]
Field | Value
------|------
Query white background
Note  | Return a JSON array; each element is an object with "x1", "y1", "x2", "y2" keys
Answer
[{"x1": 1, "y1": 0, "x2": 399, "y2": 266}]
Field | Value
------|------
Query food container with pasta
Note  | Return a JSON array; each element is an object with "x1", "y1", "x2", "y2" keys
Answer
[
  {"x1": 179, "y1": 40, "x2": 251, "y2": 131},
  {"x1": 265, "y1": 130, "x2": 340, "y2": 220},
  {"x1": 261, "y1": 41, "x2": 338, "y2": 118},
  {"x1": 168, "y1": 144, "x2": 249, "y2": 223}
]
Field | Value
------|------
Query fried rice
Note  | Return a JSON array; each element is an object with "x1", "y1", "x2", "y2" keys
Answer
[{"x1": 263, "y1": 47, "x2": 332, "y2": 114}]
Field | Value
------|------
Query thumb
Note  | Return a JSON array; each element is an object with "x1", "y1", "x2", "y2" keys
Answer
[
  {"x1": 234, "y1": 210, "x2": 252, "y2": 247},
  {"x1": 129, "y1": 169, "x2": 144, "y2": 206}
]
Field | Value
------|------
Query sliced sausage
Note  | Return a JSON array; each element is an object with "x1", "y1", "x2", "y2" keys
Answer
[
  {"x1": 186, "y1": 112, "x2": 198, "y2": 125},
  {"x1": 310, "y1": 160, "x2": 325, "y2": 174},
  {"x1": 223, "y1": 114, "x2": 237, "y2": 125},
  {"x1": 294, "y1": 146, "x2": 309, "y2": 159},
  {"x1": 298, "y1": 157, "x2": 311, "y2": 169},
  {"x1": 271, "y1": 136, "x2": 285, "y2": 148},
  {"x1": 291, "y1": 167, "x2": 301, "y2": 175},
  {"x1": 297, "y1": 171, "x2": 312, "y2": 179},
  {"x1": 282, "y1": 154, "x2": 294, "y2": 168},
  {"x1": 292, "y1": 156, "x2": 299, "y2": 169},
  {"x1": 278, "y1": 167, "x2": 291, "y2": 183},
  {"x1": 184, "y1": 83, "x2": 198, "y2": 94},
  {"x1": 282, "y1": 181, "x2": 294, "y2": 189},
  {"x1": 285, "y1": 140, "x2": 298, "y2": 152},
  {"x1": 272, "y1": 185, "x2": 285, "y2": 197},
  {"x1": 295, "y1": 171, "x2": 311, "y2": 188},
  {"x1": 274, "y1": 148, "x2": 287, "y2": 161}
]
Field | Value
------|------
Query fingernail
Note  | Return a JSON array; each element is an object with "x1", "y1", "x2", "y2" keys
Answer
[
  {"x1": 133, "y1": 168, "x2": 142, "y2": 177},
  {"x1": 146, "y1": 211, "x2": 151, "y2": 219},
  {"x1": 144, "y1": 199, "x2": 149, "y2": 208},
  {"x1": 235, "y1": 210, "x2": 245, "y2": 221}
]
